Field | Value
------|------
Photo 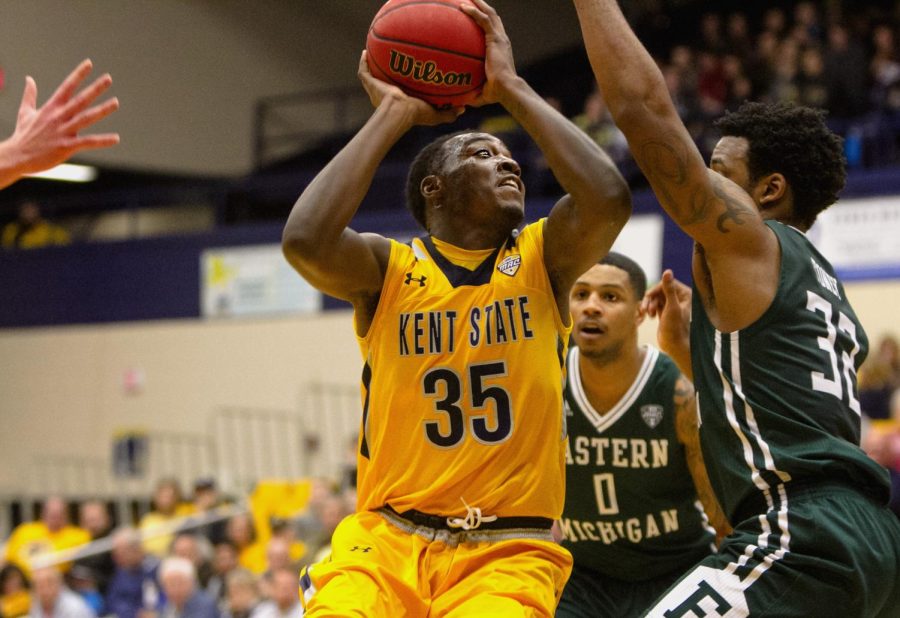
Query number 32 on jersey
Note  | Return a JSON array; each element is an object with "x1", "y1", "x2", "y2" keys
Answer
[{"x1": 806, "y1": 290, "x2": 861, "y2": 414}]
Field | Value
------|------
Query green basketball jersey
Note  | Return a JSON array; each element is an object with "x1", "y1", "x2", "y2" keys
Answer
[
  {"x1": 560, "y1": 345, "x2": 716, "y2": 582},
  {"x1": 691, "y1": 221, "x2": 891, "y2": 522}
]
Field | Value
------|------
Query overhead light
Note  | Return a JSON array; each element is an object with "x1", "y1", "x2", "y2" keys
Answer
[{"x1": 26, "y1": 163, "x2": 98, "y2": 182}]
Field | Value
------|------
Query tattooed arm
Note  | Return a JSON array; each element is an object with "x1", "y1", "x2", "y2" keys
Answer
[
  {"x1": 573, "y1": 0, "x2": 780, "y2": 331},
  {"x1": 673, "y1": 376, "x2": 732, "y2": 543}
]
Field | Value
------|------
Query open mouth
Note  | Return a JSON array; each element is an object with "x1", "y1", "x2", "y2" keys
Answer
[
  {"x1": 498, "y1": 177, "x2": 522, "y2": 191},
  {"x1": 579, "y1": 323, "x2": 606, "y2": 336}
]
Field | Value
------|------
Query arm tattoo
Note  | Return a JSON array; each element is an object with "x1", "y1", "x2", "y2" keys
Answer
[
  {"x1": 638, "y1": 139, "x2": 756, "y2": 235},
  {"x1": 639, "y1": 140, "x2": 714, "y2": 226},
  {"x1": 710, "y1": 174, "x2": 756, "y2": 234}
]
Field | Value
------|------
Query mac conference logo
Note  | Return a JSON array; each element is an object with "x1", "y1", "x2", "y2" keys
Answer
[
  {"x1": 497, "y1": 255, "x2": 521, "y2": 277},
  {"x1": 641, "y1": 404, "x2": 664, "y2": 428}
]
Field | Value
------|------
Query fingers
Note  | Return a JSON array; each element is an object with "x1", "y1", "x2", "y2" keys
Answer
[
  {"x1": 62, "y1": 97, "x2": 120, "y2": 134},
  {"x1": 65, "y1": 133, "x2": 121, "y2": 152},
  {"x1": 60, "y1": 73, "x2": 113, "y2": 120},
  {"x1": 48, "y1": 59, "x2": 94, "y2": 106},
  {"x1": 18, "y1": 76, "x2": 38, "y2": 118},
  {"x1": 357, "y1": 50, "x2": 369, "y2": 76},
  {"x1": 460, "y1": 0, "x2": 492, "y2": 32}
]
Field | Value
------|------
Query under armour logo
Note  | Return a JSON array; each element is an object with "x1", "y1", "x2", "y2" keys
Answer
[
  {"x1": 349, "y1": 545, "x2": 372, "y2": 553},
  {"x1": 405, "y1": 273, "x2": 427, "y2": 286}
]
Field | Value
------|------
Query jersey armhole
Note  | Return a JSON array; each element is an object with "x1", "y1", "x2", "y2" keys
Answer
[{"x1": 356, "y1": 239, "x2": 405, "y2": 344}]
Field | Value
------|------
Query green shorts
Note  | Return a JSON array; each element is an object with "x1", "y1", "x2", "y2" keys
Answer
[
  {"x1": 557, "y1": 562, "x2": 690, "y2": 618},
  {"x1": 643, "y1": 482, "x2": 900, "y2": 617}
]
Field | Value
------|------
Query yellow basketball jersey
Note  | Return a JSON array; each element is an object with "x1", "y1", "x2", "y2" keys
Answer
[{"x1": 356, "y1": 220, "x2": 571, "y2": 520}]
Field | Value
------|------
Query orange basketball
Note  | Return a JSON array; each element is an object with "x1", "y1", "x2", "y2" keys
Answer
[{"x1": 366, "y1": 0, "x2": 486, "y2": 109}]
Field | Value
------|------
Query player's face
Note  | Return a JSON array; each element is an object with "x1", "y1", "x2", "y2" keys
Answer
[
  {"x1": 569, "y1": 264, "x2": 642, "y2": 361},
  {"x1": 710, "y1": 136, "x2": 757, "y2": 206},
  {"x1": 440, "y1": 133, "x2": 525, "y2": 229}
]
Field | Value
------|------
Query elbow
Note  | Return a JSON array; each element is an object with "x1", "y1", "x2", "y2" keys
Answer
[
  {"x1": 608, "y1": 186, "x2": 633, "y2": 228},
  {"x1": 596, "y1": 167, "x2": 633, "y2": 225},
  {"x1": 608, "y1": 95, "x2": 672, "y2": 131},
  {"x1": 281, "y1": 223, "x2": 317, "y2": 266}
]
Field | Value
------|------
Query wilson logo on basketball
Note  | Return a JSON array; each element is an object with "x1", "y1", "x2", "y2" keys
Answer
[{"x1": 388, "y1": 50, "x2": 473, "y2": 87}]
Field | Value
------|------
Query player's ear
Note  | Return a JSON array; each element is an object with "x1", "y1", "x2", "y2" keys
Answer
[
  {"x1": 421, "y1": 175, "x2": 443, "y2": 201},
  {"x1": 635, "y1": 302, "x2": 646, "y2": 326},
  {"x1": 756, "y1": 172, "x2": 787, "y2": 209}
]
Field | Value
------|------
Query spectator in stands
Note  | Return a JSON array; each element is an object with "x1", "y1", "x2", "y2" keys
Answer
[
  {"x1": 572, "y1": 87, "x2": 630, "y2": 165},
  {"x1": 139, "y1": 478, "x2": 194, "y2": 558},
  {"x1": 824, "y1": 24, "x2": 870, "y2": 118},
  {"x1": 252, "y1": 569, "x2": 300, "y2": 618},
  {"x1": 224, "y1": 514, "x2": 264, "y2": 576},
  {"x1": 191, "y1": 478, "x2": 228, "y2": 546},
  {"x1": 871, "y1": 24, "x2": 900, "y2": 112},
  {"x1": 4, "y1": 496, "x2": 89, "y2": 578},
  {"x1": 796, "y1": 46, "x2": 830, "y2": 109},
  {"x1": 860, "y1": 335, "x2": 900, "y2": 419},
  {"x1": 699, "y1": 12, "x2": 725, "y2": 55},
  {"x1": 861, "y1": 424, "x2": 900, "y2": 517},
  {"x1": 762, "y1": 7, "x2": 788, "y2": 39},
  {"x1": 106, "y1": 528, "x2": 162, "y2": 618},
  {"x1": 0, "y1": 563, "x2": 30, "y2": 618},
  {"x1": 205, "y1": 541, "x2": 239, "y2": 606},
  {"x1": 721, "y1": 53, "x2": 753, "y2": 112},
  {"x1": 257, "y1": 537, "x2": 294, "y2": 600},
  {"x1": 28, "y1": 567, "x2": 94, "y2": 618},
  {"x1": 793, "y1": 1, "x2": 825, "y2": 45},
  {"x1": 725, "y1": 12, "x2": 753, "y2": 61},
  {"x1": 73, "y1": 500, "x2": 114, "y2": 597},
  {"x1": 1, "y1": 200, "x2": 70, "y2": 250},
  {"x1": 66, "y1": 565, "x2": 104, "y2": 617},
  {"x1": 0, "y1": 59, "x2": 118, "y2": 192},
  {"x1": 169, "y1": 533, "x2": 213, "y2": 591},
  {"x1": 303, "y1": 493, "x2": 350, "y2": 567},
  {"x1": 221, "y1": 569, "x2": 261, "y2": 618},
  {"x1": 767, "y1": 37, "x2": 801, "y2": 104},
  {"x1": 157, "y1": 556, "x2": 219, "y2": 618}
]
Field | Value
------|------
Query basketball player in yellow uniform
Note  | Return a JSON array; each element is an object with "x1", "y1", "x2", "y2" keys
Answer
[{"x1": 282, "y1": 1, "x2": 631, "y2": 615}]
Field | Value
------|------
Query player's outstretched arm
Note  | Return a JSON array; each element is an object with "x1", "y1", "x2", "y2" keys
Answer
[
  {"x1": 0, "y1": 59, "x2": 119, "y2": 190},
  {"x1": 673, "y1": 376, "x2": 732, "y2": 543},
  {"x1": 282, "y1": 52, "x2": 461, "y2": 316},
  {"x1": 462, "y1": 0, "x2": 631, "y2": 303},
  {"x1": 642, "y1": 270, "x2": 693, "y2": 381},
  {"x1": 573, "y1": 1, "x2": 778, "y2": 330}
]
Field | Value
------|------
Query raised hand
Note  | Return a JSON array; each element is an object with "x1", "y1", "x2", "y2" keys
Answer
[
  {"x1": 0, "y1": 59, "x2": 119, "y2": 188},
  {"x1": 642, "y1": 269, "x2": 693, "y2": 377},
  {"x1": 460, "y1": 0, "x2": 518, "y2": 107},
  {"x1": 358, "y1": 51, "x2": 462, "y2": 127}
]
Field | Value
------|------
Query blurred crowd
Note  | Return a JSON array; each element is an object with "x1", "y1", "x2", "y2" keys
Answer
[
  {"x1": 480, "y1": 1, "x2": 900, "y2": 195},
  {"x1": 0, "y1": 476, "x2": 355, "y2": 618},
  {"x1": 859, "y1": 334, "x2": 900, "y2": 518}
]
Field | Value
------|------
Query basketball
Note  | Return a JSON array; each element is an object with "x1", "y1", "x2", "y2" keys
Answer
[{"x1": 366, "y1": 0, "x2": 486, "y2": 109}]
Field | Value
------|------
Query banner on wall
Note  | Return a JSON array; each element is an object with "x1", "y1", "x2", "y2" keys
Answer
[
  {"x1": 201, "y1": 244, "x2": 321, "y2": 318},
  {"x1": 608, "y1": 214, "x2": 664, "y2": 283},
  {"x1": 810, "y1": 196, "x2": 900, "y2": 280}
]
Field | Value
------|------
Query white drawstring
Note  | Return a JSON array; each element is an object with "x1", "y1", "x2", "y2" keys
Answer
[{"x1": 446, "y1": 497, "x2": 498, "y2": 531}]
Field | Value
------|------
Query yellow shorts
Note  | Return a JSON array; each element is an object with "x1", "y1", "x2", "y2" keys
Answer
[{"x1": 300, "y1": 509, "x2": 573, "y2": 617}]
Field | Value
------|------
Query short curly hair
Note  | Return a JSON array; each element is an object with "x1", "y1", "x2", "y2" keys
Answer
[
  {"x1": 405, "y1": 131, "x2": 470, "y2": 231},
  {"x1": 600, "y1": 252, "x2": 647, "y2": 299},
  {"x1": 714, "y1": 102, "x2": 846, "y2": 229}
]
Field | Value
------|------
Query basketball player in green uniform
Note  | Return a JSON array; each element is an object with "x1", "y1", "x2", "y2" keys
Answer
[
  {"x1": 572, "y1": 1, "x2": 900, "y2": 615},
  {"x1": 557, "y1": 252, "x2": 730, "y2": 618}
]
